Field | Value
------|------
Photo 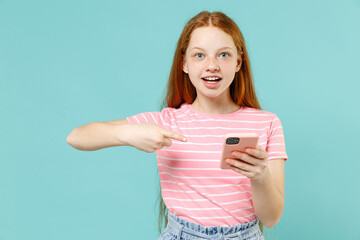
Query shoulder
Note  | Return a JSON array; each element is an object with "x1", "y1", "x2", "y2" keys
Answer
[
  {"x1": 159, "y1": 102, "x2": 190, "y2": 117},
  {"x1": 242, "y1": 106, "x2": 278, "y2": 120}
]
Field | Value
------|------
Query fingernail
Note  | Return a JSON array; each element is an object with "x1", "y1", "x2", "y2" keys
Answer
[{"x1": 183, "y1": 137, "x2": 187, "y2": 141}]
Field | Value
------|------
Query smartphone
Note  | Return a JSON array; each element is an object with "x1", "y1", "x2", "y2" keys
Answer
[{"x1": 219, "y1": 133, "x2": 259, "y2": 169}]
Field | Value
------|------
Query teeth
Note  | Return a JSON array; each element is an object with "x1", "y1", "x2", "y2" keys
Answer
[{"x1": 203, "y1": 77, "x2": 220, "y2": 81}]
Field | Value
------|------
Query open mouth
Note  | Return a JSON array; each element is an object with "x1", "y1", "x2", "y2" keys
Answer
[{"x1": 201, "y1": 77, "x2": 222, "y2": 83}]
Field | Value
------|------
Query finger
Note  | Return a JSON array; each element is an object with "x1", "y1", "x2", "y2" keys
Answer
[
  {"x1": 229, "y1": 157, "x2": 256, "y2": 170},
  {"x1": 244, "y1": 147, "x2": 261, "y2": 159},
  {"x1": 162, "y1": 129, "x2": 187, "y2": 142},
  {"x1": 162, "y1": 138, "x2": 172, "y2": 147},
  {"x1": 229, "y1": 165, "x2": 251, "y2": 177},
  {"x1": 245, "y1": 145, "x2": 266, "y2": 159},
  {"x1": 226, "y1": 159, "x2": 253, "y2": 173},
  {"x1": 231, "y1": 152, "x2": 258, "y2": 165}
]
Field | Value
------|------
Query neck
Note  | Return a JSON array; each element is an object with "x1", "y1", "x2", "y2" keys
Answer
[{"x1": 191, "y1": 92, "x2": 240, "y2": 114}]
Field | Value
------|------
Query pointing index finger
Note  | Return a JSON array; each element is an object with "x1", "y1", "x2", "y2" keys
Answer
[{"x1": 162, "y1": 129, "x2": 187, "y2": 142}]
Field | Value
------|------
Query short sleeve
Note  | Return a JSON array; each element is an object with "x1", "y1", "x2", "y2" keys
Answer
[
  {"x1": 126, "y1": 111, "x2": 165, "y2": 128},
  {"x1": 266, "y1": 114, "x2": 288, "y2": 161}
]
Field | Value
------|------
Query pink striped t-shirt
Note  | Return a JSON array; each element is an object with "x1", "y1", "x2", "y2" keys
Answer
[{"x1": 126, "y1": 102, "x2": 288, "y2": 227}]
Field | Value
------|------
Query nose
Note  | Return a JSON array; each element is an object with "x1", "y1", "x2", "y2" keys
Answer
[{"x1": 206, "y1": 56, "x2": 220, "y2": 72}]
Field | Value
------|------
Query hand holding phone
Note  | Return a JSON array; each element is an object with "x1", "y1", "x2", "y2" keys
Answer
[{"x1": 219, "y1": 133, "x2": 259, "y2": 169}]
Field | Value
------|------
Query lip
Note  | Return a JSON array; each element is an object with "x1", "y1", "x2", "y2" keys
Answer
[{"x1": 202, "y1": 78, "x2": 222, "y2": 89}]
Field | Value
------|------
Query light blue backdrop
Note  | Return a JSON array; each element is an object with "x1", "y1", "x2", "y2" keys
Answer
[{"x1": 1, "y1": 0, "x2": 359, "y2": 239}]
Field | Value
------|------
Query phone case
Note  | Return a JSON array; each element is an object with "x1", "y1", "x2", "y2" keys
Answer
[{"x1": 219, "y1": 133, "x2": 259, "y2": 169}]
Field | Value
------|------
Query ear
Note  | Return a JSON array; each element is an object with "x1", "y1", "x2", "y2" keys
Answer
[
  {"x1": 235, "y1": 54, "x2": 243, "y2": 72},
  {"x1": 183, "y1": 58, "x2": 188, "y2": 74}
]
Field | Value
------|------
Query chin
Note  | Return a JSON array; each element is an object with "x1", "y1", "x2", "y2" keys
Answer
[{"x1": 200, "y1": 91, "x2": 224, "y2": 99}]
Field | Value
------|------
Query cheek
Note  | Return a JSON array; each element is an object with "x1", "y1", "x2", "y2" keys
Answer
[
  {"x1": 187, "y1": 72, "x2": 200, "y2": 87},
  {"x1": 187, "y1": 64, "x2": 202, "y2": 79},
  {"x1": 222, "y1": 65, "x2": 237, "y2": 77},
  {"x1": 222, "y1": 61, "x2": 237, "y2": 70},
  {"x1": 188, "y1": 77, "x2": 197, "y2": 87}
]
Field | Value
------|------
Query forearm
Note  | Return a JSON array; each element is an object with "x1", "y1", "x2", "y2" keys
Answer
[
  {"x1": 66, "y1": 122, "x2": 130, "y2": 151},
  {"x1": 250, "y1": 169, "x2": 284, "y2": 228}
]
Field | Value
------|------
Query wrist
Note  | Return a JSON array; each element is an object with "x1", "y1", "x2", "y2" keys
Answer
[
  {"x1": 114, "y1": 123, "x2": 133, "y2": 146},
  {"x1": 250, "y1": 167, "x2": 270, "y2": 185}
]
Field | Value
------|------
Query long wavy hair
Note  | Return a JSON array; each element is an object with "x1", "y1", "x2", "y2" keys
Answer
[{"x1": 155, "y1": 10, "x2": 265, "y2": 235}]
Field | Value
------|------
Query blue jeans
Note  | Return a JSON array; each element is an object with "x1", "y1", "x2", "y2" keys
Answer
[{"x1": 158, "y1": 212, "x2": 265, "y2": 240}]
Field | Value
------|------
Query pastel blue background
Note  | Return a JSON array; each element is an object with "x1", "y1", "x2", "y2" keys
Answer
[{"x1": 1, "y1": 0, "x2": 359, "y2": 239}]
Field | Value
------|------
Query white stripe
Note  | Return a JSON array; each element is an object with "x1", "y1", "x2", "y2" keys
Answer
[
  {"x1": 159, "y1": 172, "x2": 246, "y2": 179},
  {"x1": 221, "y1": 198, "x2": 253, "y2": 205},
  {"x1": 158, "y1": 114, "x2": 166, "y2": 126},
  {"x1": 161, "y1": 149, "x2": 221, "y2": 153},
  {"x1": 185, "y1": 212, "x2": 256, "y2": 220},
  {"x1": 164, "y1": 197, "x2": 252, "y2": 205},
  {"x1": 188, "y1": 112, "x2": 273, "y2": 117},
  {"x1": 161, "y1": 180, "x2": 251, "y2": 188},
  {"x1": 231, "y1": 207, "x2": 254, "y2": 213},
  {"x1": 269, "y1": 126, "x2": 282, "y2": 134},
  {"x1": 267, "y1": 143, "x2": 285, "y2": 146},
  {"x1": 157, "y1": 155, "x2": 219, "y2": 162},
  {"x1": 168, "y1": 206, "x2": 253, "y2": 213},
  {"x1": 141, "y1": 113, "x2": 148, "y2": 122},
  {"x1": 164, "y1": 124, "x2": 270, "y2": 131},
  {"x1": 160, "y1": 147, "x2": 269, "y2": 154},
  {"x1": 162, "y1": 188, "x2": 251, "y2": 197},
  {"x1": 164, "y1": 198, "x2": 208, "y2": 202},
  {"x1": 133, "y1": 116, "x2": 140, "y2": 124},
  {"x1": 175, "y1": 109, "x2": 191, "y2": 118},
  {"x1": 159, "y1": 163, "x2": 221, "y2": 170},
  {"x1": 268, "y1": 152, "x2": 287, "y2": 154},
  {"x1": 177, "y1": 133, "x2": 265, "y2": 137},
  {"x1": 169, "y1": 140, "x2": 267, "y2": 146},
  {"x1": 172, "y1": 119, "x2": 272, "y2": 124},
  {"x1": 206, "y1": 191, "x2": 252, "y2": 197},
  {"x1": 268, "y1": 156, "x2": 287, "y2": 160},
  {"x1": 148, "y1": 112, "x2": 158, "y2": 125},
  {"x1": 268, "y1": 134, "x2": 284, "y2": 141},
  {"x1": 169, "y1": 206, "x2": 220, "y2": 210}
]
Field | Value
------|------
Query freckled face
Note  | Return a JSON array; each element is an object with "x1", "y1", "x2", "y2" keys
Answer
[{"x1": 183, "y1": 26, "x2": 242, "y2": 99}]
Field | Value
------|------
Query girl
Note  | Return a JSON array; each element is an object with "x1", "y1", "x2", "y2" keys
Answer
[{"x1": 67, "y1": 11, "x2": 288, "y2": 240}]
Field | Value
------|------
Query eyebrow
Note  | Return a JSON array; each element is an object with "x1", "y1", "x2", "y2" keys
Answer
[{"x1": 191, "y1": 47, "x2": 233, "y2": 51}]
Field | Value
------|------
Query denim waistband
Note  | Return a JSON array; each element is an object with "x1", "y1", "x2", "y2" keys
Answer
[{"x1": 166, "y1": 211, "x2": 260, "y2": 240}]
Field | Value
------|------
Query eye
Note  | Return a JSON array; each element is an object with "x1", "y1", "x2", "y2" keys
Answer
[
  {"x1": 220, "y1": 52, "x2": 230, "y2": 58},
  {"x1": 195, "y1": 53, "x2": 204, "y2": 58}
]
